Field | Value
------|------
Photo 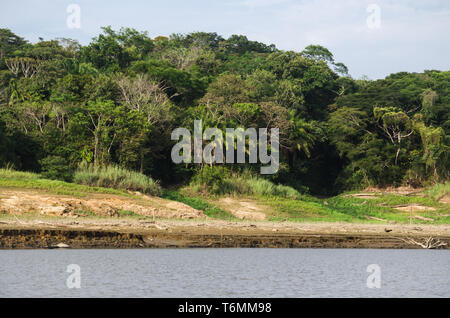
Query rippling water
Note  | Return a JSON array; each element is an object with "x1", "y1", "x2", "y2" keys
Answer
[{"x1": 0, "y1": 248, "x2": 448, "y2": 297}]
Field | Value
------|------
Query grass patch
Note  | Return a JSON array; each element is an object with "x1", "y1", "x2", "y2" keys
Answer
[
  {"x1": 261, "y1": 196, "x2": 355, "y2": 222},
  {"x1": 118, "y1": 210, "x2": 141, "y2": 217},
  {"x1": 162, "y1": 190, "x2": 235, "y2": 220},
  {"x1": 76, "y1": 210, "x2": 97, "y2": 217},
  {"x1": 422, "y1": 182, "x2": 450, "y2": 201},
  {"x1": 325, "y1": 192, "x2": 449, "y2": 224},
  {"x1": 189, "y1": 166, "x2": 301, "y2": 199},
  {"x1": 74, "y1": 163, "x2": 162, "y2": 196},
  {"x1": 256, "y1": 190, "x2": 449, "y2": 224},
  {"x1": 0, "y1": 168, "x2": 129, "y2": 197}
]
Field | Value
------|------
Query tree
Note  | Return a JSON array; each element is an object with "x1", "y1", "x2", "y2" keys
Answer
[
  {"x1": 115, "y1": 74, "x2": 173, "y2": 172},
  {"x1": 5, "y1": 57, "x2": 40, "y2": 78},
  {"x1": 79, "y1": 99, "x2": 119, "y2": 165},
  {"x1": 0, "y1": 29, "x2": 27, "y2": 65},
  {"x1": 373, "y1": 106, "x2": 414, "y2": 165},
  {"x1": 115, "y1": 74, "x2": 172, "y2": 125},
  {"x1": 301, "y1": 45, "x2": 334, "y2": 63},
  {"x1": 413, "y1": 114, "x2": 448, "y2": 180}
]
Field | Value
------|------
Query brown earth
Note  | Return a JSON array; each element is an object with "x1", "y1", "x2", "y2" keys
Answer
[
  {"x1": 0, "y1": 217, "x2": 449, "y2": 249},
  {"x1": 440, "y1": 195, "x2": 450, "y2": 204},
  {"x1": 216, "y1": 197, "x2": 267, "y2": 220},
  {"x1": 1, "y1": 187, "x2": 449, "y2": 249},
  {"x1": 364, "y1": 186, "x2": 423, "y2": 196},
  {"x1": 0, "y1": 189, "x2": 204, "y2": 219}
]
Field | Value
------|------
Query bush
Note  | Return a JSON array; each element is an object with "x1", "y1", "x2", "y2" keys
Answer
[
  {"x1": 39, "y1": 156, "x2": 73, "y2": 182},
  {"x1": 247, "y1": 178, "x2": 301, "y2": 199},
  {"x1": 73, "y1": 162, "x2": 162, "y2": 196},
  {"x1": 190, "y1": 165, "x2": 232, "y2": 195},
  {"x1": 190, "y1": 166, "x2": 301, "y2": 199},
  {"x1": 423, "y1": 182, "x2": 450, "y2": 200}
]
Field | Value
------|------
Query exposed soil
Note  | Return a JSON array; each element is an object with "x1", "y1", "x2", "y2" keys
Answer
[
  {"x1": 216, "y1": 197, "x2": 267, "y2": 220},
  {"x1": 0, "y1": 218, "x2": 449, "y2": 249},
  {"x1": 0, "y1": 189, "x2": 204, "y2": 219},
  {"x1": 1, "y1": 187, "x2": 449, "y2": 249},
  {"x1": 345, "y1": 193, "x2": 379, "y2": 199},
  {"x1": 439, "y1": 195, "x2": 450, "y2": 204},
  {"x1": 364, "y1": 186, "x2": 423, "y2": 196}
]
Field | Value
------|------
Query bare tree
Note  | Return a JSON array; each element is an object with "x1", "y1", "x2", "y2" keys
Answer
[
  {"x1": 115, "y1": 74, "x2": 172, "y2": 126},
  {"x1": 5, "y1": 57, "x2": 40, "y2": 78},
  {"x1": 5, "y1": 57, "x2": 20, "y2": 76},
  {"x1": 161, "y1": 45, "x2": 206, "y2": 70}
]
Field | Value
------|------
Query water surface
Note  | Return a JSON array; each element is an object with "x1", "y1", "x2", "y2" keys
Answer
[{"x1": 0, "y1": 248, "x2": 448, "y2": 297}]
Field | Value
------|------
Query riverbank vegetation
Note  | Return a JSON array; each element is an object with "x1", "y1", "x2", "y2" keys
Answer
[
  {"x1": 0, "y1": 167, "x2": 448, "y2": 223},
  {"x1": 73, "y1": 162, "x2": 162, "y2": 196},
  {"x1": 0, "y1": 27, "x2": 448, "y2": 205}
]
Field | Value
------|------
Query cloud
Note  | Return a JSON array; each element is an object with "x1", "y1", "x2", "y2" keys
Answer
[
  {"x1": 1, "y1": 0, "x2": 449, "y2": 79},
  {"x1": 239, "y1": 0, "x2": 291, "y2": 8}
]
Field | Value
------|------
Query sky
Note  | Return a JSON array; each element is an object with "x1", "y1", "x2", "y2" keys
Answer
[{"x1": 1, "y1": 0, "x2": 449, "y2": 79}]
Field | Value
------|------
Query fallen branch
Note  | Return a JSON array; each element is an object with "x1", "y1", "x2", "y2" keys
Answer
[
  {"x1": 397, "y1": 236, "x2": 447, "y2": 249},
  {"x1": 413, "y1": 215, "x2": 434, "y2": 222}
]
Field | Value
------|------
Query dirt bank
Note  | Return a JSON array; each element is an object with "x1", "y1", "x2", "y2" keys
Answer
[
  {"x1": 0, "y1": 189, "x2": 204, "y2": 219},
  {"x1": 1, "y1": 218, "x2": 449, "y2": 249}
]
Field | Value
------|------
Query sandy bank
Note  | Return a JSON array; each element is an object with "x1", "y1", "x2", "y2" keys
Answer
[{"x1": 1, "y1": 218, "x2": 449, "y2": 249}]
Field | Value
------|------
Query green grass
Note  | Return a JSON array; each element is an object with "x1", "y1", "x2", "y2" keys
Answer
[
  {"x1": 118, "y1": 210, "x2": 141, "y2": 217},
  {"x1": 261, "y1": 196, "x2": 355, "y2": 222},
  {"x1": 246, "y1": 185, "x2": 450, "y2": 224},
  {"x1": 246, "y1": 178, "x2": 300, "y2": 199},
  {"x1": 73, "y1": 162, "x2": 162, "y2": 196},
  {"x1": 189, "y1": 167, "x2": 301, "y2": 199},
  {"x1": 275, "y1": 191, "x2": 449, "y2": 224},
  {"x1": 422, "y1": 182, "x2": 450, "y2": 201},
  {"x1": 1, "y1": 167, "x2": 448, "y2": 224},
  {"x1": 184, "y1": 175, "x2": 450, "y2": 224},
  {"x1": 0, "y1": 168, "x2": 129, "y2": 197},
  {"x1": 76, "y1": 210, "x2": 97, "y2": 217},
  {"x1": 162, "y1": 190, "x2": 235, "y2": 220}
]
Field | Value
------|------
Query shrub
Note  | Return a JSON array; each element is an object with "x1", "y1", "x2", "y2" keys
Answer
[
  {"x1": 190, "y1": 165, "x2": 232, "y2": 195},
  {"x1": 73, "y1": 162, "x2": 162, "y2": 196},
  {"x1": 423, "y1": 182, "x2": 450, "y2": 200},
  {"x1": 39, "y1": 155, "x2": 73, "y2": 182},
  {"x1": 189, "y1": 166, "x2": 301, "y2": 199}
]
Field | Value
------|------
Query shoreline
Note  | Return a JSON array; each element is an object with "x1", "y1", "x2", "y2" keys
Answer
[{"x1": 1, "y1": 219, "x2": 449, "y2": 249}]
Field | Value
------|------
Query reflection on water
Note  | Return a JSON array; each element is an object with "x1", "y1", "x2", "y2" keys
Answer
[{"x1": 0, "y1": 248, "x2": 448, "y2": 297}]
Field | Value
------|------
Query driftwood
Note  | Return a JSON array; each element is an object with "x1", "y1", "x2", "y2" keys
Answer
[
  {"x1": 397, "y1": 236, "x2": 447, "y2": 249},
  {"x1": 364, "y1": 215, "x2": 386, "y2": 222},
  {"x1": 413, "y1": 215, "x2": 434, "y2": 222}
]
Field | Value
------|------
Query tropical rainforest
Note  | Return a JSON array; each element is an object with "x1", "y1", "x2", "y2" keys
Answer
[{"x1": 0, "y1": 27, "x2": 448, "y2": 196}]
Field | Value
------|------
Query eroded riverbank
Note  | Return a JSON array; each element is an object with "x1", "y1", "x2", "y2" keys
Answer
[{"x1": 1, "y1": 218, "x2": 449, "y2": 249}]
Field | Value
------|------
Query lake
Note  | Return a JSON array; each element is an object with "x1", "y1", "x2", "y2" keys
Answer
[{"x1": 0, "y1": 248, "x2": 448, "y2": 297}]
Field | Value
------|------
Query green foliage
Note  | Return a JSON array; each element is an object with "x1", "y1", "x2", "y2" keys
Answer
[
  {"x1": 0, "y1": 27, "x2": 448, "y2": 196},
  {"x1": 422, "y1": 182, "x2": 450, "y2": 201},
  {"x1": 0, "y1": 167, "x2": 127, "y2": 197},
  {"x1": 162, "y1": 190, "x2": 234, "y2": 219},
  {"x1": 73, "y1": 163, "x2": 162, "y2": 196},
  {"x1": 39, "y1": 155, "x2": 73, "y2": 182},
  {"x1": 189, "y1": 166, "x2": 301, "y2": 199},
  {"x1": 190, "y1": 166, "x2": 232, "y2": 195}
]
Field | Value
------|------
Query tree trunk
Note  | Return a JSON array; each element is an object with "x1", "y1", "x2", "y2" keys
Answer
[
  {"x1": 140, "y1": 148, "x2": 144, "y2": 174},
  {"x1": 395, "y1": 147, "x2": 400, "y2": 165}
]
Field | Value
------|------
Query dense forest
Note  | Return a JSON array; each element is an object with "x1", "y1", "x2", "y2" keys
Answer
[{"x1": 0, "y1": 27, "x2": 448, "y2": 195}]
